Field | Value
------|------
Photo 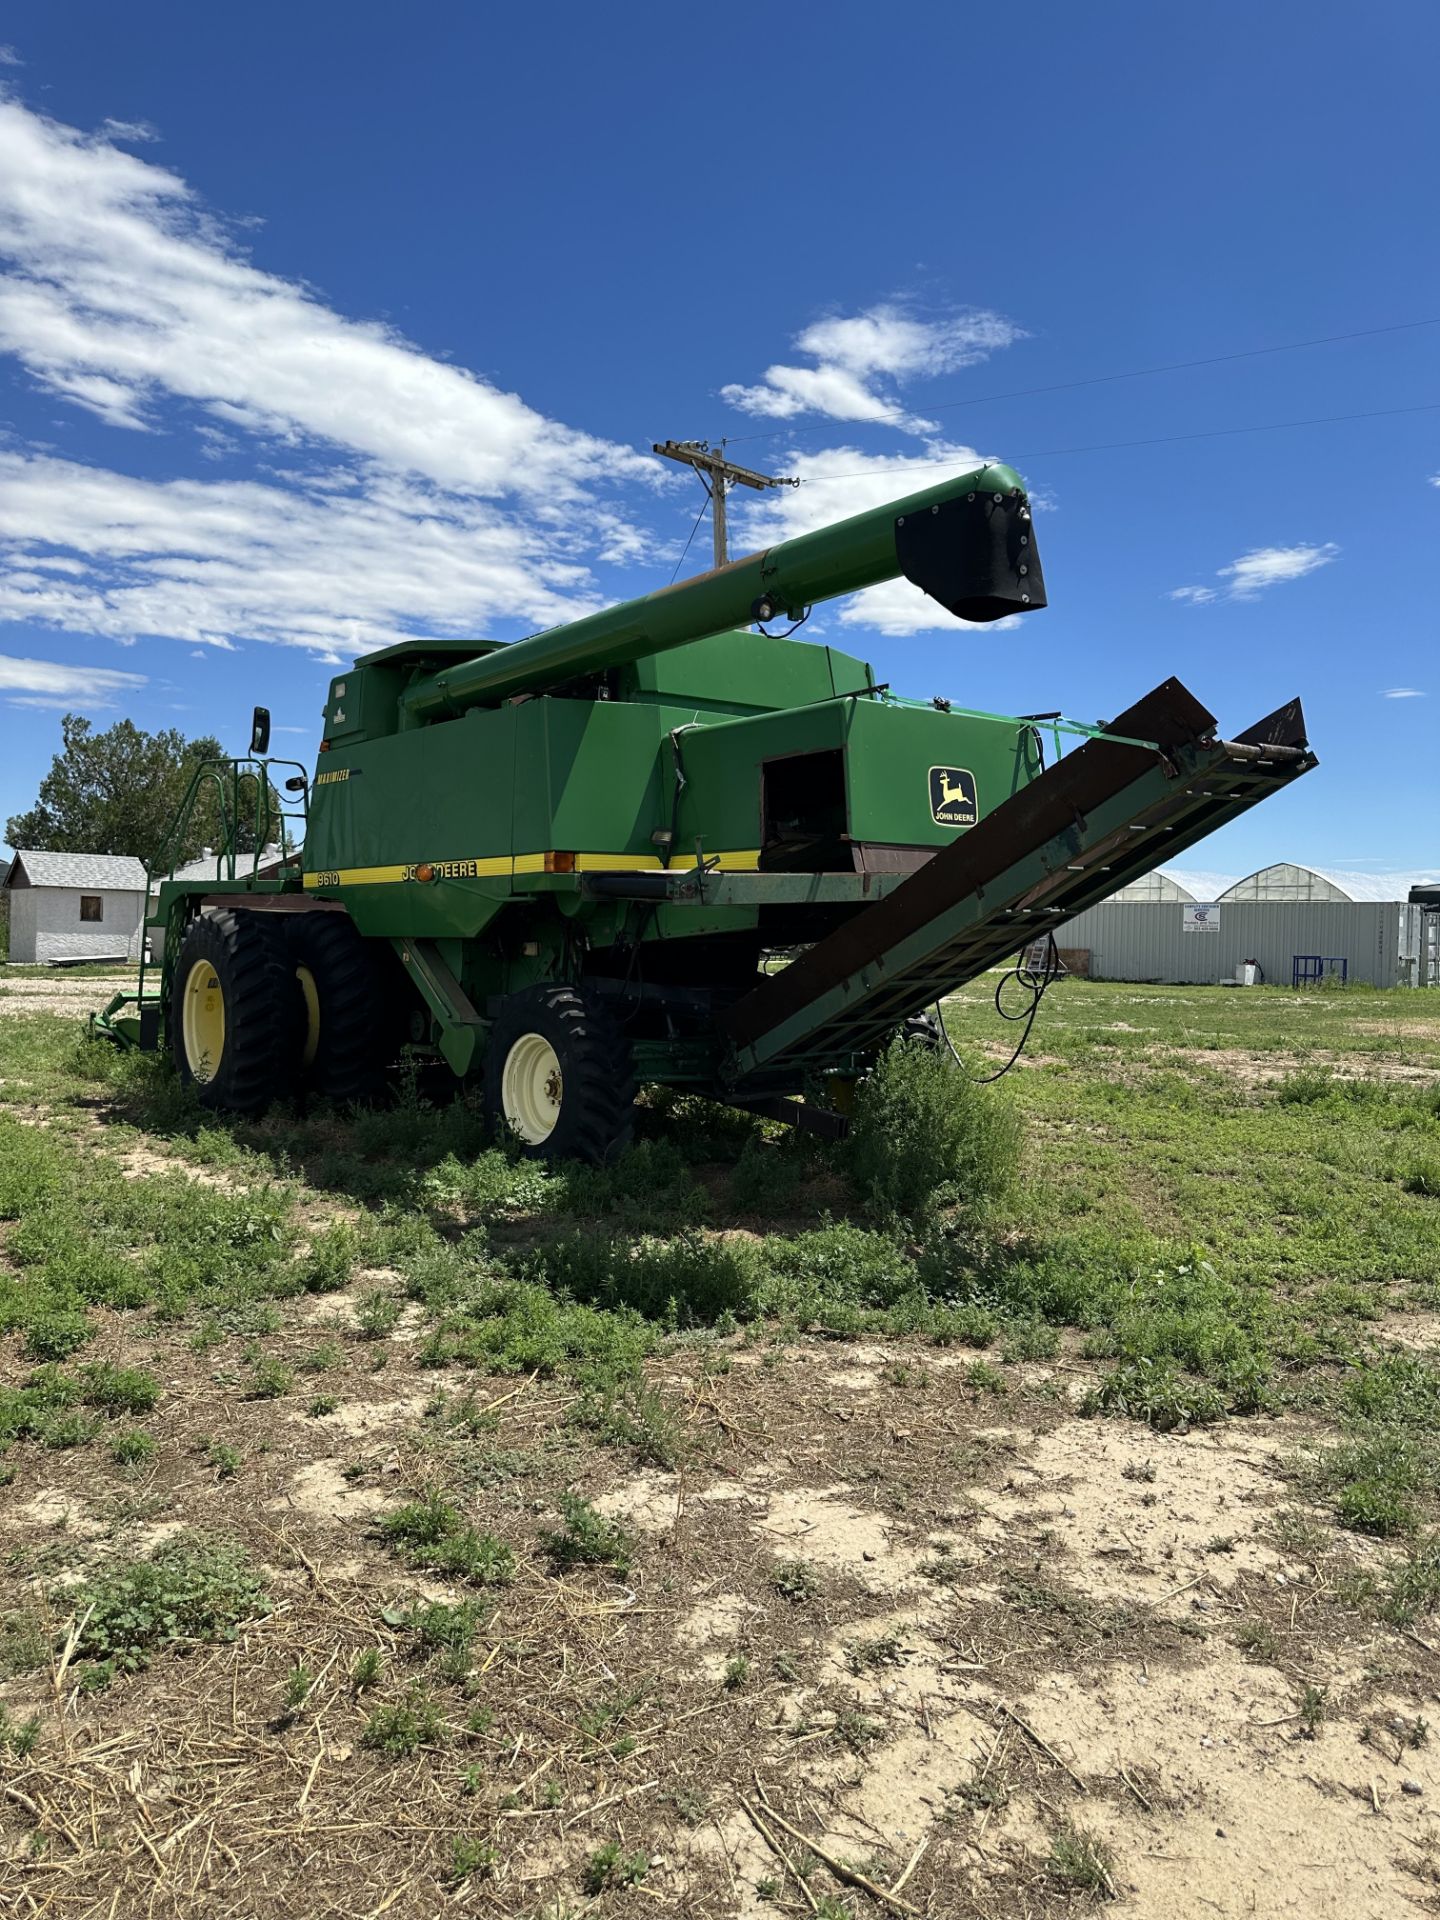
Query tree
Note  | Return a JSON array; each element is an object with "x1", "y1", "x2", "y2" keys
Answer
[{"x1": 6, "y1": 716, "x2": 289, "y2": 874}]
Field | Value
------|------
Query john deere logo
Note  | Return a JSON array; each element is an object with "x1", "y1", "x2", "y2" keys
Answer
[{"x1": 929, "y1": 766, "x2": 977, "y2": 828}]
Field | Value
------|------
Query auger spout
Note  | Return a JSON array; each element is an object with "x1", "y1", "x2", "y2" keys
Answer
[{"x1": 402, "y1": 461, "x2": 1044, "y2": 720}]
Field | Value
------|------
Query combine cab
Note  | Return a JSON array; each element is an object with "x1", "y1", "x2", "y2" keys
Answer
[{"x1": 97, "y1": 461, "x2": 1316, "y2": 1159}]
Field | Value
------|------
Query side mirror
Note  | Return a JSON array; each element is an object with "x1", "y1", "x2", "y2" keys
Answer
[{"x1": 250, "y1": 706, "x2": 271, "y2": 756}]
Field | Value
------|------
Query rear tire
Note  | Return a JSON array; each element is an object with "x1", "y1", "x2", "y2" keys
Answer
[
  {"x1": 286, "y1": 913, "x2": 390, "y2": 1103},
  {"x1": 483, "y1": 985, "x2": 636, "y2": 1164},
  {"x1": 896, "y1": 1011, "x2": 942, "y2": 1051},
  {"x1": 169, "y1": 909, "x2": 297, "y2": 1114}
]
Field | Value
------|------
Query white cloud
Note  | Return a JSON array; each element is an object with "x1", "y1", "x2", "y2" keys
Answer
[
  {"x1": 1382, "y1": 687, "x2": 1425, "y2": 699},
  {"x1": 734, "y1": 440, "x2": 1022, "y2": 638},
  {"x1": 721, "y1": 301, "x2": 1021, "y2": 435},
  {"x1": 0, "y1": 648, "x2": 147, "y2": 709},
  {"x1": 0, "y1": 453, "x2": 601, "y2": 661},
  {"x1": 0, "y1": 98, "x2": 671, "y2": 665},
  {"x1": 1169, "y1": 542, "x2": 1339, "y2": 605},
  {"x1": 0, "y1": 102, "x2": 653, "y2": 499},
  {"x1": 98, "y1": 119, "x2": 159, "y2": 145}
]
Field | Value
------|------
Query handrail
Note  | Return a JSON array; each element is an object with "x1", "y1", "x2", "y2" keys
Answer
[{"x1": 137, "y1": 755, "x2": 309, "y2": 1013}]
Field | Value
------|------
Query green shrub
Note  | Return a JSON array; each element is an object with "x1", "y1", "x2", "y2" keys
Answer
[
  {"x1": 1381, "y1": 1535, "x2": 1440, "y2": 1625},
  {"x1": 847, "y1": 1041, "x2": 1022, "y2": 1228},
  {"x1": 298, "y1": 1222, "x2": 359, "y2": 1294},
  {"x1": 761, "y1": 1223, "x2": 914, "y2": 1318},
  {"x1": 22, "y1": 1310, "x2": 94, "y2": 1362},
  {"x1": 355, "y1": 1289, "x2": 402, "y2": 1340},
  {"x1": 0, "y1": 1704, "x2": 41, "y2": 1757},
  {"x1": 1337, "y1": 1479, "x2": 1415, "y2": 1537},
  {"x1": 583, "y1": 1842, "x2": 648, "y2": 1895},
  {"x1": 570, "y1": 1380, "x2": 685, "y2": 1468},
  {"x1": 110, "y1": 1430, "x2": 157, "y2": 1466},
  {"x1": 448, "y1": 1836, "x2": 497, "y2": 1885},
  {"x1": 1084, "y1": 1358, "x2": 1226, "y2": 1431},
  {"x1": 246, "y1": 1354, "x2": 293, "y2": 1400}
]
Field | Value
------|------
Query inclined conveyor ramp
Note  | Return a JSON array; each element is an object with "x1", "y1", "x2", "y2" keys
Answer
[{"x1": 720, "y1": 678, "x2": 1315, "y2": 1090}]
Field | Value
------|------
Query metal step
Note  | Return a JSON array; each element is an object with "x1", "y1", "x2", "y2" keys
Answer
[{"x1": 720, "y1": 678, "x2": 1315, "y2": 1088}]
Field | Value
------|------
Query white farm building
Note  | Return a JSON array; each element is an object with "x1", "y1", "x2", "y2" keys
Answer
[
  {"x1": 2, "y1": 851, "x2": 148, "y2": 965},
  {"x1": 1059, "y1": 864, "x2": 1440, "y2": 988}
]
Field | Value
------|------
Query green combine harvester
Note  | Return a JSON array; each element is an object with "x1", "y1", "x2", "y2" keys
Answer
[{"x1": 97, "y1": 460, "x2": 1316, "y2": 1160}]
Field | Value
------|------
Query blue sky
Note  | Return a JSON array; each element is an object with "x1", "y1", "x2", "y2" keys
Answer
[{"x1": 0, "y1": 1, "x2": 1436, "y2": 879}]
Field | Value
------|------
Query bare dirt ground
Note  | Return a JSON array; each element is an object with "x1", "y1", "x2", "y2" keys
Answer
[
  {"x1": 3, "y1": 1288, "x2": 1437, "y2": 1918},
  {"x1": 0, "y1": 969, "x2": 131, "y2": 1019}
]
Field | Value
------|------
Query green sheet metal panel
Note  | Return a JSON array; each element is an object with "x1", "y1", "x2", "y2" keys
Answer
[
  {"x1": 623, "y1": 632, "x2": 873, "y2": 715},
  {"x1": 843, "y1": 702, "x2": 1043, "y2": 848},
  {"x1": 675, "y1": 701, "x2": 853, "y2": 855},
  {"x1": 514, "y1": 699, "x2": 670, "y2": 858},
  {"x1": 307, "y1": 706, "x2": 516, "y2": 875}
]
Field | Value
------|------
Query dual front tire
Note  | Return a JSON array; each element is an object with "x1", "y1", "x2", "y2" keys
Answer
[{"x1": 170, "y1": 909, "x2": 387, "y2": 1114}]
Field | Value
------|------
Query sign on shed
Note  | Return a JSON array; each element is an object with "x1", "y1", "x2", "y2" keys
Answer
[{"x1": 1182, "y1": 903, "x2": 1221, "y2": 934}]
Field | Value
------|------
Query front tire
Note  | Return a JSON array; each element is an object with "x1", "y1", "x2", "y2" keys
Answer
[
  {"x1": 170, "y1": 909, "x2": 297, "y2": 1113},
  {"x1": 286, "y1": 912, "x2": 390, "y2": 1103},
  {"x1": 483, "y1": 985, "x2": 635, "y2": 1164}
]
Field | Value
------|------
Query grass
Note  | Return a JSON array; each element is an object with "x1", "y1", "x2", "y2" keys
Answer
[
  {"x1": 1047, "y1": 1820, "x2": 1117, "y2": 1896},
  {"x1": 0, "y1": 978, "x2": 1438, "y2": 1911}
]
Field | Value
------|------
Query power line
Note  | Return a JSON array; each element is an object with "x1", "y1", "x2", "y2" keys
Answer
[
  {"x1": 801, "y1": 399, "x2": 1440, "y2": 483},
  {"x1": 720, "y1": 315, "x2": 1440, "y2": 449},
  {"x1": 667, "y1": 490, "x2": 712, "y2": 585}
]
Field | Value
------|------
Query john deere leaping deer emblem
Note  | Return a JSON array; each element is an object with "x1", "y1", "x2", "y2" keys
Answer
[{"x1": 928, "y1": 766, "x2": 978, "y2": 828}]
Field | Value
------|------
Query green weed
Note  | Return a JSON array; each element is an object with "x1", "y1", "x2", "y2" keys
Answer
[
  {"x1": 352, "y1": 1647, "x2": 384, "y2": 1690},
  {"x1": 355, "y1": 1289, "x2": 402, "y2": 1340},
  {"x1": 448, "y1": 1836, "x2": 496, "y2": 1884},
  {"x1": 378, "y1": 1496, "x2": 516, "y2": 1587},
  {"x1": 583, "y1": 1842, "x2": 648, "y2": 1895},
  {"x1": 769, "y1": 1559, "x2": 820, "y2": 1604},
  {"x1": 1047, "y1": 1820, "x2": 1116, "y2": 1896},
  {"x1": 110, "y1": 1430, "x2": 157, "y2": 1466},
  {"x1": 540, "y1": 1494, "x2": 633, "y2": 1575},
  {"x1": 847, "y1": 1039, "x2": 1022, "y2": 1228},
  {"x1": 0, "y1": 1704, "x2": 42, "y2": 1756},
  {"x1": 362, "y1": 1688, "x2": 446, "y2": 1756},
  {"x1": 67, "y1": 1535, "x2": 266, "y2": 1677}
]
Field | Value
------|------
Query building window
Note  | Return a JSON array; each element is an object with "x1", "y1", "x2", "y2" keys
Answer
[{"x1": 80, "y1": 895, "x2": 103, "y2": 923}]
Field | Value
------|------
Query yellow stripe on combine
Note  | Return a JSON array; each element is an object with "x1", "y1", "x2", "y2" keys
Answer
[{"x1": 303, "y1": 849, "x2": 762, "y2": 889}]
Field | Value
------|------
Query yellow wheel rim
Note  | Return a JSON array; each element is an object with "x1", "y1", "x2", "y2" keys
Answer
[
  {"x1": 181, "y1": 957, "x2": 225, "y2": 1083},
  {"x1": 296, "y1": 964, "x2": 321, "y2": 1070},
  {"x1": 500, "y1": 1033, "x2": 563, "y2": 1144}
]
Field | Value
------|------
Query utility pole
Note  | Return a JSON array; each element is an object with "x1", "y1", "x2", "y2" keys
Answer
[{"x1": 652, "y1": 439, "x2": 798, "y2": 570}]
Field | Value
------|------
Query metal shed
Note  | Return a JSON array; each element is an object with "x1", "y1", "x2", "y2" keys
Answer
[
  {"x1": 1058, "y1": 863, "x2": 1439, "y2": 987},
  {"x1": 2, "y1": 851, "x2": 148, "y2": 965}
]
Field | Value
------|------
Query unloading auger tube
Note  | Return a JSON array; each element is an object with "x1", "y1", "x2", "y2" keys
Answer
[{"x1": 401, "y1": 462, "x2": 1044, "y2": 718}]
